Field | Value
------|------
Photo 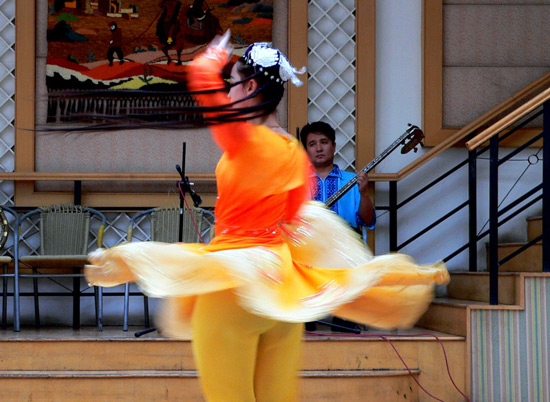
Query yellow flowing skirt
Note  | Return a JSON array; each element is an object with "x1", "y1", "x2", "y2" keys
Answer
[{"x1": 86, "y1": 202, "x2": 449, "y2": 337}]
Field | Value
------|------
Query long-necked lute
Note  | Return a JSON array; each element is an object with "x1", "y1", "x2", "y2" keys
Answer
[{"x1": 325, "y1": 124, "x2": 424, "y2": 208}]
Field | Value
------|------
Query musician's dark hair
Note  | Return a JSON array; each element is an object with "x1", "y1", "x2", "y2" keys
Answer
[
  {"x1": 299, "y1": 121, "x2": 336, "y2": 147},
  {"x1": 235, "y1": 55, "x2": 285, "y2": 116}
]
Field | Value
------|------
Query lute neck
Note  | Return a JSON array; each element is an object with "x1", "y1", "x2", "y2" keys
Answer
[{"x1": 324, "y1": 129, "x2": 413, "y2": 208}]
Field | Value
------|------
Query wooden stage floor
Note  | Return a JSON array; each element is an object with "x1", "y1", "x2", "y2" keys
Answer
[
  {"x1": 0, "y1": 325, "x2": 459, "y2": 341},
  {"x1": 0, "y1": 325, "x2": 466, "y2": 401}
]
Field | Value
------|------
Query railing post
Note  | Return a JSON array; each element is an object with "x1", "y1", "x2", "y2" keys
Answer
[
  {"x1": 13, "y1": 216, "x2": 20, "y2": 332},
  {"x1": 74, "y1": 181, "x2": 82, "y2": 205},
  {"x1": 543, "y1": 101, "x2": 550, "y2": 272},
  {"x1": 468, "y1": 149, "x2": 477, "y2": 272},
  {"x1": 389, "y1": 181, "x2": 398, "y2": 252},
  {"x1": 489, "y1": 136, "x2": 499, "y2": 304}
]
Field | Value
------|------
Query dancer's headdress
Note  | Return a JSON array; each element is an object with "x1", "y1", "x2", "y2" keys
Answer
[{"x1": 242, "y1": 43, "x2": 306, "y2": 87}]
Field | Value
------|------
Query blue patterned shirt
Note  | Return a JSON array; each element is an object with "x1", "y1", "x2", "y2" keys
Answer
[{"x1": 312, "y1": 164, "x2": 376, "y2": 230}]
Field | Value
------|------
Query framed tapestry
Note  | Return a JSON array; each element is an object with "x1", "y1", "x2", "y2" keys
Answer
[
  {"x1": 16, "y1": 0, "x2": 296, "y2": 207},
  {"x1": 44, "y1": 0, "x2": 274, "y2": 125},
  {"x1": 14, "y1": 1, "x2": 372, "y2": 208}
]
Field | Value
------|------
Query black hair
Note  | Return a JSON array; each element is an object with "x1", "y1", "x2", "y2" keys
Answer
[
  {"x1": 235, "y1": 56, "x2": 285, "y2": 116},
  {"x1": 299, "y1": 121, "x2": 336, "y2": 148}
]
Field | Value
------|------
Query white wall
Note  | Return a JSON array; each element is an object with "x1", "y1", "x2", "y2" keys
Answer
[{"x1": 373, "y1": 0, "x2": 543, "y2": 271}]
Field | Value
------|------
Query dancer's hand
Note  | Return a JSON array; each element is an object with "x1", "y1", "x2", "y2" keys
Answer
[
  {"x1": 187, "y1": 29, "x2": 234, "y2": 118},
  {"x1": 202, "y1": 29, "x2": 233, "y2": 64},
  {"x1": 189, "y1": 30, "x2": 233, "y2": 83},
  {"x1": 209, "y1": 29, "x2": 232, "y2": 54}
]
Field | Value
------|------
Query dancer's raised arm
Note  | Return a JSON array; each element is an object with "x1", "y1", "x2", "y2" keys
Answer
[{"x1": 187, "y1": 33, "x2": 250, "y2": 155}]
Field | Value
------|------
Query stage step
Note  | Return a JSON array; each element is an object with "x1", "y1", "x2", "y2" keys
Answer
[
  {"x1": 0, "y1": 369, "x2": 421, "y2": 402},
  {"x1": 0, "y1": 329, "x2": 463, "y2": 372},
  {"x1": 527, "y1": 216, "x2": 541, "y2": 241},
  {"x1": 0, "y1": 370, "x2": 204, "y2": 401},
  {"x1": 416, "y1": 298, "x2": 488, "y2": 337},
  {"x1": 0, "y1": 327, "x2": 466, "y2": 402},
  {"x1": 419, "y1": 268, "x2": 535, "y2": 335},
  {"x1": 447, "y1": 272, "x2": 520, "y2": 304},
  {"x1": 489, "y1": 242, "x2": 542, "y2": 272}
]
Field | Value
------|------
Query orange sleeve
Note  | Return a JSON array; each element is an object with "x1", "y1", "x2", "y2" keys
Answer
[
  {"x1": 285, "y1": 183, "x2": 308, "y2": 222},
  {"x1": 284, "y1": 152, "x2": 313, "y2": 222},
  {"x1": 187, "y1": 48, "x2": 251, "y2": 156}
]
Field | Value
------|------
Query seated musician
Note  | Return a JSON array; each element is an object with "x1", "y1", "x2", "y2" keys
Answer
[
  {"x1": 300, "y1": 121, "x2": 376, "y2": 333},
  {"x1": 300, "y1": 121, "x2": 376, "y2": 233}
]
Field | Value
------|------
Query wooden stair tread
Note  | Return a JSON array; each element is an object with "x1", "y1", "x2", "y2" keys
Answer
[
  {"x1": 491, "y1": 243, "x2": 543, "y2": 272},
  {"x1": 431, "y1": 297, "x2": 490, "y2": 307},
  {"x1": 450, "y1": 271, "x2": 550, "y2": 276},
  {"x1": 447, "y1": 271, "x2": 521, "y2": 304},
  {"x1": 0, "y1": 369, "x2": 420, "y2": 378},
  {"x1": 431, "y1": 297, "x2": 524, "y2": 310},
  {"x1": 0, "y1": 370, "x2": 198, "y2": 378},
  {"x1": 0, "y1": 326, "x2": 464, "y2": 402},
  {"x1": 450, "y1": 271, "x2": 520, "y2": 276},
  {"x1": 496, "y1": 242, "x2": 542, "y2": 246},
  {"x1": 301, "y1": 369, "x2": 420, "y2": 377},
  {"x1": 0, "y1": 326, "x2": 462, "y2": 342}
]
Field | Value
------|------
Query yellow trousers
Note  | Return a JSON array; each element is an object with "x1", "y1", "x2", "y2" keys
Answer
[{"x1": 192, "y1": 290, "x2": 304, "y2": 402}]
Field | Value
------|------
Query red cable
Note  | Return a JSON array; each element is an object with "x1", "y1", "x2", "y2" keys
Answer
[
  {"x1": 305, "y1": 330, "x2": 470, "y2": 402},
  {"x1": 178, "y1": 181, "x2": 205, "y2": 243}
]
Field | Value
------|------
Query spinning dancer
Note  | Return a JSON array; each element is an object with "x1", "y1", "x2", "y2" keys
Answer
[{"x1": 86, "y1": 32, "x2": 449, "y2": 402}]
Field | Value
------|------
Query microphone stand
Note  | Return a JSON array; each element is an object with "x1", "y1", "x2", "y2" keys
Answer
[
  {"x1": 135, "y1": 142, "x2": 202, "y2": 338},
  {"x1": 176, "y1": 143, "x2": 203, "y2": 242}
]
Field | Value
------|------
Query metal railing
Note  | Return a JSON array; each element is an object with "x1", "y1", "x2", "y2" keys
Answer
[{"x1": 377, "y1": 101, "x2": 549, "y2": 305}]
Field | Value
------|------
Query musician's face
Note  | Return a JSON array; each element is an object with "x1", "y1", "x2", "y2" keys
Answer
[{"x1": 305, "y1": 132, "x2": 336, "y2": 168}]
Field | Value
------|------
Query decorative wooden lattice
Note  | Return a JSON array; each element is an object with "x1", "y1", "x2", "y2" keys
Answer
[{"x1": 308, "y1": 0, "x2": 356, "y2": 171}]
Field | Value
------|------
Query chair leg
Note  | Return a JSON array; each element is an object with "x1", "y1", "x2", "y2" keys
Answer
[
  {"x1": 144, "y1": 295, "x2": 150, "y2": 328},
  {"x1": 94, "y1": 286, "x2": 103, "y2": 331},
  {"x1": 32, "y1": 269, "x2": 40, "y2": 328},
  {"x1": 123, "y1": 282, "x2": 130, "y2": 331},
  {"x1": 2, "y1": 264, "x2": 7, "y2": 329},
  {"x1": 14, "y1": 262, "x2": 19, "y2": 332},
  {"x1": 72, "y1": 269, "x2": 80, "y2": 329},
  {"x1": 2, "y1": 264, "x2": 8, "y2": 329}
]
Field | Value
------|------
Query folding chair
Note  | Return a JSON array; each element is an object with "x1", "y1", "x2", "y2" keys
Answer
[
  {"x1": 0, "y1": 206, "x2": 18, "y2": 331},
  {"x1": 123, "y1": 206, "x2": 214, "y2": 331},
  {"x1": 17, "y1": 205, "x2": 106, "y2": 330}
]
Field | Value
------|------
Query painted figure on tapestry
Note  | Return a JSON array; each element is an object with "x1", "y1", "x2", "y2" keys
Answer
[
  {"x1": 156, "y1": 0, "x2": 222, "y2": 65},
  {"x1": 107, "y1": 22, "x2": 124, "y2": 66},
  {"x1": 156, "y1": 0, "x2": 183, "y2": 63}
]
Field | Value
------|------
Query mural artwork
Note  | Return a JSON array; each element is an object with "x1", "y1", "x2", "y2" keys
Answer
[{"x1": 46, "y1": 0, "x2": 273, "y2": 126}]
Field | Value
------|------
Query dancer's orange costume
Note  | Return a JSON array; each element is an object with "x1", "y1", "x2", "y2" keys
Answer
[{"x1": 86, "y1": 47, "x2": 449, "y2": 402}]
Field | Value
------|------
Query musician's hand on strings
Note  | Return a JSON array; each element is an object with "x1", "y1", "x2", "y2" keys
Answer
[
  {"x1": 356, "y1": 171, "x2": 370, "y2": 195},
  {"x1": 356, "y1": 171, "x2": 375, "y2": 226}
]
